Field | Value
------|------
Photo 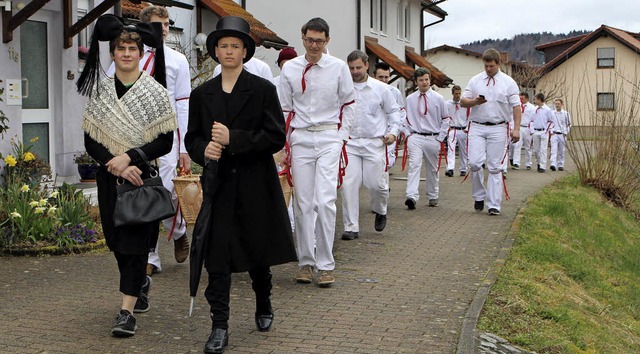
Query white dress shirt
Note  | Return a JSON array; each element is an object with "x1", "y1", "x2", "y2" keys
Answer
[
  {"x1": 550, "y1": 109, "x2": 571, "y2": 134},
  {"x1": 462, "y1": 70, "x2": 520, "y2": 123},
  {"x1": 350, "y1": 77, "x2": 401, "y2": 138},
  {"x1": 277, "y1": 54, "x2": 356, "y2": 141},
  {"x1": 446, "y1": 99, "x2": 469, "y2": 128},
  {"x1": 520, "y1": 101, "x2": 536, "y2": 127},
  {"x1": 531, "y1": 105, "x2": 553, "y2": 131},
  {"x1": 404, "y1": 88, "x2": 450, "y2": 141},
  {"x1": 212, "y1": 57, "x2": 274, "y2": 84}
]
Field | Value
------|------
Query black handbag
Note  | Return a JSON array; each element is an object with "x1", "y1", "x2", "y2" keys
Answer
[{"x1": 113, "y1": 148, "x2": 175, "y2": 227}]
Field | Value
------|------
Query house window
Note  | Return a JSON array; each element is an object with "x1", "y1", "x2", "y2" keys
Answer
[
  {"x1": 397, "y1": 1, "x2": 403, "y2": 38},
  {"x1": 597, "y1": 92, "x2": 615, "y2": 110},
  {"x1": 597, "y1": 48, "x2": 615, "y2": 68},
  {"x1": 404, "y1": 2, "x2": 411, "y2": 40},
  {"x1": 379, "y1": 0, "x2": 387, "y2": 34}
]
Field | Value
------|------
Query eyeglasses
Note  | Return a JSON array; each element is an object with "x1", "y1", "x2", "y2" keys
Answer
[{"x1": 302, "y1": 37, "x2": 326, "y2": 46}]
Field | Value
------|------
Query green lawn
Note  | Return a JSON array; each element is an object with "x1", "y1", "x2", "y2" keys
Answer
[{"x1": 478, "y1": 175, "x2": 640, "y2": 353}]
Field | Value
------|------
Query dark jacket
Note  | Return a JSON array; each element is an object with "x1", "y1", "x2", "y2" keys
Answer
[{"x1": 185, "y1": 69, "x2": 297, "y2": 273}]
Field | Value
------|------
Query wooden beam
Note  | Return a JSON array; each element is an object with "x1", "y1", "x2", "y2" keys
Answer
[
  {"x1": 63, "y1": 0, "x2": 72, "y2": 48},
  {"x1": 66, "y1": 0, "x2": 119, "y2": 48},
  {"x1": 3, "y1": 0, "x2": 51, "y2": 43}
]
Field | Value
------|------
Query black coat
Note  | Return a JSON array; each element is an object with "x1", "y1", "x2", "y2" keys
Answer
[{"x1": 185, "y1": 69, "x2": 297, "y2": 273}]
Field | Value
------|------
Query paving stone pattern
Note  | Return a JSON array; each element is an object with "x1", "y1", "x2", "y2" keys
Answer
[{"x1": 0, "y1": 158, "x2": 570, "y2": 353}]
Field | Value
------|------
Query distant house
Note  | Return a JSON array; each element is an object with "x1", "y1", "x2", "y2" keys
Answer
[
  {"x1": 535, "y1": 25, "x2": 640, "y2": 129},
  {"x1": 424, "y1": 44, "x2": 483, "y2": 100}
]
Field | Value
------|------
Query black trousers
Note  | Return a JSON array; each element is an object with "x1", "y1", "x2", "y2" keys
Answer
[
  {"x1": 114, "y1": 252, "x2": 147, "y2": 296},
  {"x1": 204, "y1": 267, "x2": 272, "y2": 330}
]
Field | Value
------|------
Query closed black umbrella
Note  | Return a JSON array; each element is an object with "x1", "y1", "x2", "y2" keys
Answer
[{"x1": 189, "y1": 161, "x2": 219, "y2": 316}]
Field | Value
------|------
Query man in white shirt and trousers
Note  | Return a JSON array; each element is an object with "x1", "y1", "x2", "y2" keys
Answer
[
  {"x1": 444, "y1": 85, "x2": 470, "y2": 177},
  {"x1": 531, "y1": 92, "x2": 553, "y2": 173},
  {"x1": 106, "y1": 6, "x2": 192, "y2": 275},
  {"x1": 340, "y1": 50, "x2": 401, "y2": 241},
  {"x1": 277, "y1": 17, "x2": 356, "y2": 287},
  {"x1": 403, "y1": 67, "x2": 450, "y2": 210},
  {"x1": 461, "y1": 48, "x2": 521, "y2": 216},
  {"x1": 549, "y1": 98, "x2": 571, "y2": 171},
  {"x1": 512, "y1": 92, "x2": 535, "y2": 170},
  {"x1": 373, "y1": 62, "x2": 406, "y2": 171}
]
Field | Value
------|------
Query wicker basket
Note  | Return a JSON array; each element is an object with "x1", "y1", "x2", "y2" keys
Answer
[
  {"x1": 279, "y1": 174, "x2": 292, "y2": 207},
  {"x1": 173, "y1": 174, "x2": 202, "y2": 225}
]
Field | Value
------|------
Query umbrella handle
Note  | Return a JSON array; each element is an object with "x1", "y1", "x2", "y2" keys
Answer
[{"x1": 189, "y1": 297, "x2": 195, "y2": 317}]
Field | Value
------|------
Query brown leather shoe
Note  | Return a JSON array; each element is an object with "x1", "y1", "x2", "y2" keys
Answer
[{"x1": 174, "y1": 235, "x2": 190, "y2": 263}]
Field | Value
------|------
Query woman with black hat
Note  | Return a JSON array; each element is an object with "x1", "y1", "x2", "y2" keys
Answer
[
  {"x1": 185, "y1": 16, "x2": 297, "y2": 353},
  {"x1": 77, "y1": 14, "x2": 176, "y2": 337}
]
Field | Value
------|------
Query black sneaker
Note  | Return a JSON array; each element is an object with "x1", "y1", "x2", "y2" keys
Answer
[
  {"x1": 134, "y1": 276, "x2": 152, "y2": 313},
  {"x1": 445, "y1": 169, "x2": 454, "y2": 177},
  {"x1": 111, "y1": 309, "x2": 137, "y2": 337},
  {"x1": 526, "y1": 165, "x2": 532, "y2": 170},
  {"x1": 488, "y1": 208, "x2": 500, "y2": 215},
  {"x1": 550, "y1": 165, "x2": 557, "y2": 171},
  {"x1": 512, "y1": 164, "x2": 520, "y2": 170},
  {"x1": 341, "y1": 231, "x2": 359, "y2": 240},
  {"x1": 428, "y1": 199, "x2": 439, "y2": 207},
  {"x1": 405, "y1": 198, "x2": 416, "y2": 210},
  {"x1": 558, "y1": 167, "x2": 564, "y2": 171},
  {"x1": 460, "y1": 171, "x2": 467, "y2": 177},
  {"x1": 374, "y1": 213, "x2": 387, "y2": 232},
  {"x1": 474, "y1": 200, "x2": 484, "y2": 212}
]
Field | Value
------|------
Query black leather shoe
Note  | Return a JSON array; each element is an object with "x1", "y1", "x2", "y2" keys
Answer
[
  {"x1": 374, "y1": 213, "x2": 387, "y2": 231},
  {"x1": 341, "y1": 231, "x2": 359, "y2": 240},
  {"x1": 405, "y1": 198, "x2": 416, "y2": 210},
  {"x1": 474, "y1": 200, "x2": 484, "y2": 212},
  {"x1": 255, "y1": 312, "x2": 274, "y2": 332},
  {"x1": 445, "y1": 169, "x2": 454, "y2": 177},
  {"x1": 204, "y1": 328, "x2": 228, "y2": 353}
]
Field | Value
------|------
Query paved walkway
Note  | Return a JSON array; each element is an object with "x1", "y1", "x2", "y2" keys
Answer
[{"x1": 0, "y1": 158, "x2": 571, "y2": 353}]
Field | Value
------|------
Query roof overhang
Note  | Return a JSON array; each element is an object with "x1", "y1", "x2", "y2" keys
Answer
[
  {"x1": 364, "y1": 37, "x2": 414, "y2": 83},
  {"x1": 405, "y1": 47, "x2": 453, "y2": 88},
  {"x1": 198, "y1": 0, "x2": 288, "y2": 49}
]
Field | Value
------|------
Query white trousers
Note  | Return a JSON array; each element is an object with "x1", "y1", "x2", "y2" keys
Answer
[
  {"x1": 340, "y1": 138, "x2": 388, "y2": 233},
  {"x1": 512, "y1": 127, "x2": 532, "y2": 167},
  {"x1": 468, "y1": 123, "x2": 509, "y2": 211},
  {"x1": 148, "y1": 131, "x2": 187, "y2": 270},
  {"x1": 405, "y1": 134, "x2": 441, "y2": 202},
  {"x1": 446, "y1": 129, "x2": 468, "y2": 172},
  {"x1": 290, "y1": 129, "x2": 342, "y2": 271},
  {"x1": 549, "y1": 133, "x2": 566, "y2": 168},
  {"x1": 532, "y1": 131, "x2": 549, "y2": 170}
]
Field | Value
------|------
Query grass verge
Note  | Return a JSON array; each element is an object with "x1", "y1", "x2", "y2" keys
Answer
[{"x1": 478, "y1": 175, "x2": 640, "y2": 353}]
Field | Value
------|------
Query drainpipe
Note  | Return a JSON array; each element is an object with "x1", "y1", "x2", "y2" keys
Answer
[
  {"x1": 421, "y1": 1, "x2": 446, "y2": 55},
  {"x1": 356, "y1": 0, "x2": 361, "y2": 50}
]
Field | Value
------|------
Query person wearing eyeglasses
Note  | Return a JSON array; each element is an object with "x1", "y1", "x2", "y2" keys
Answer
[{"x1": 277, "y1": 17, "x2": 356, "y2": 288}]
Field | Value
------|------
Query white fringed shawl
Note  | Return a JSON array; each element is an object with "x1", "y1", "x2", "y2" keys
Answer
[{"x1": 82, "y1": 71, "x2": 177, "y2": 156}]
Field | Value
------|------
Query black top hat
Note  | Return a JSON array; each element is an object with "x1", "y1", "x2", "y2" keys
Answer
[{"x1": 206, "y1": 16, "x2": 255, "y2": 63}]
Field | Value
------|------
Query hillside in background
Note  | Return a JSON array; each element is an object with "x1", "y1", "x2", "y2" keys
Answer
[{"x1": 460, "y1": 30, "x2": 590, "y2": 65}]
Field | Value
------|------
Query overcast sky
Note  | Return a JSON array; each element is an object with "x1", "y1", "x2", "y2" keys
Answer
[{"x1": 425, "y1": 0, "x2": 640, "y2": 48}]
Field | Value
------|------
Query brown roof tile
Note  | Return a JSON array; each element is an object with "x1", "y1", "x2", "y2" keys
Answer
[
  {"x1": 122, "y1": 0, "x2": 149, "y2": 19},
  {"x1": 405, "y1": 47, "x2": 453, "y2": 88},
  {"x1": 199, "y1": 0, "x2": 288, "y2": 49},
  {"x1": 364, "y1": 37, "x2": 415, "y2": 81}
]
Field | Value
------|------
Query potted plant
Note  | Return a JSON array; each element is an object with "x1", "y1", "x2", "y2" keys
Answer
[{"x1": 73, "y1": 152, "x2": 98, "y2": 182}]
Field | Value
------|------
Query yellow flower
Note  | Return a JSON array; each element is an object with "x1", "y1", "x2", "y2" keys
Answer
[
  {"x1": 47, "y1": 206, "x2": 57, "y2": 216},
  {"x1": 39, "y1": 199, "x2": 47, "y2": 206},
  {"x1": 20, "y1": 184, "x2": 30, "y2": 192},
  {"x1": 34, "y1": 207, "x2": 46, "y2": 214},
  {"x1": 4, "y1": 155, "x2": 17, "y2": 167},
  {"x1": 23, "y1": 152, "x2": 35, "y2": 161},
  {"x1": 10, "y1": 210, "x2": 21, "y2": 219},
  {"x1": 30, "y1": 137, "x2": 39, "y2": 143},
  {"x1": 29, "y1": 201, "x2": 40, "y2": 207},
  {"x1": 49, "y1": 190, "x2": 59, "y2": 198}
]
